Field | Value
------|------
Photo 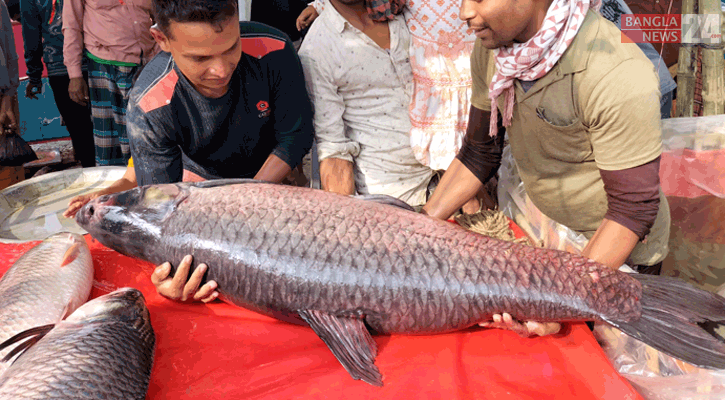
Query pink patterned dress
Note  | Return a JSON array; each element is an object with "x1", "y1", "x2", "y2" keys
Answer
[
  {"x1": 405, "y1": 0, "x2": 476, "y2": 170},
  {"x1": 309, "y1": 0, "x2": 475, "y2": 170}
]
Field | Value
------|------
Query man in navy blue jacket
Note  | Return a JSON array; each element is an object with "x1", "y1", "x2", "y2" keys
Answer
[
  {"x1": 128, "y1": 0, "x2": 313, "y2": 187},
  {"x1": 20, "y1": 0, "x2": 95, "y2": 167}
]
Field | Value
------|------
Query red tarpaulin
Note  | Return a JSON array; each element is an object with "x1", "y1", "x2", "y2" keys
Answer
[{"x1": 0, "y1": 234, "x2": 643, "y2": 399}]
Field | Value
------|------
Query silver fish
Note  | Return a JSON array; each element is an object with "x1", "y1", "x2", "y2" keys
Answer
[
  {"x1": 0, "y1": 287, "x2": 155, "y2": 400},
  {"x1": 75, "y1": 180, "x2": 725, "y2": 386},
  {"x1": 0, "y1": 232, "x2": 93, "y2": 375}
]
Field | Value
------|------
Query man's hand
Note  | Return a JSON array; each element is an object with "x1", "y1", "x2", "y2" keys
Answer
[
  {"x1": 0, "y1": 94, "x2": 18, "y2": 133},
  {"x1": 150, "y1": 255, "x2": 219, "y2": 303},
  {"x1": 479, "y1": 312, "x2": 561, "y2": 337},
  {"x1": 68, "y1": 77, "x2": 89, "y2": 106},
  {"x1": 63, "y1": 191, "x2": 105, "y2": 219},
  {"x1": 320, "y1": 158, "x2": 355, "y2": 195},
  {"x1": 25, "y1": 82, "x2": 43, "y2": 99},
  {"x1": 296, "y1": 5, "x2": 319, "y2": 31}
]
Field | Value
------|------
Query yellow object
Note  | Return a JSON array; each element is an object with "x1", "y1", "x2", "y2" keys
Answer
[{"x1": 127, "y1": 157, "x2": 134, "y2": 168}]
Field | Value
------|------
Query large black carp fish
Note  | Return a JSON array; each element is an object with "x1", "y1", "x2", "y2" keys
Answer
[{"x1": 75, "y1": 179, "x2": 725, "y2": 386}]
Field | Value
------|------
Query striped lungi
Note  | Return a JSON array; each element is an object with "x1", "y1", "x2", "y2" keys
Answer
[{"x1": 88, "y1": 58, "x2": 139, "y2": 166}]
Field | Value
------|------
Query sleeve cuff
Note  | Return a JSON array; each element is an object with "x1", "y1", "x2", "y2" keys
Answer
[
  {"x1": 316, "y1": 141, "x2": 360, "y2": 163},
  {"x1": 272, "y1": 147, "x2": 296, "y2": 169}
]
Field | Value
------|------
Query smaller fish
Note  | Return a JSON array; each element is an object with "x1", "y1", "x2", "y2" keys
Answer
[
  {"x1": 0, "y1": 232, "x2": 94, "y2": 375},
  {"x1": 0, "y1": 288, "x2": 156, "y2": 400}
]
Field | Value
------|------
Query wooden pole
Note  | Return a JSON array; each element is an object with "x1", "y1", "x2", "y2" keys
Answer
[
  {"x1": 676, "y1": 0, "x2": 697, "y2": 117},
  {"x1": 699, "y1": 0, "x2": 725, "y2": 116}
]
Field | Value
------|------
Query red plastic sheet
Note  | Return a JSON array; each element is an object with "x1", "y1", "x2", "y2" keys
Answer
[
  {"x1": 0, "y1": 236, "x2": 643, "y2": 400},
  {"x1": 660, "y1": 149, "x2": 725, "y2": 198}
]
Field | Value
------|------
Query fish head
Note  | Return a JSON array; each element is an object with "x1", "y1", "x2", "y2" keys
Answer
[
  {"x1": 65, "y1": 287, "x2": 151, "y2": 327},
  {"x1": 75, "y1": 184, "x2": 187, "y2": 259}
]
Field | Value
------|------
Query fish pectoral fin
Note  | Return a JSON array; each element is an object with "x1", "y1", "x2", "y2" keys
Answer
[
  {"x1": 352, "y1": 194, "x2": 415, "y2": 212},
  {"x1": 297, "y1": 309, "x2": 382, "y2": 386},
  {"x1": 59, "y1": 243, "x2": 81, "y2": 268},
  {"x1": 0, "y1": 324, "x2": 55, "y2": 363}
]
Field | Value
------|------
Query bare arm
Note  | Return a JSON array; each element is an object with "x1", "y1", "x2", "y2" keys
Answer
[
  {"x1": 253, "y1": 154, "x2": 293, "y2": 183},
  {"x1": 581, "y1": 218, "x2": 639, "y2": 271},
  {"x1": 422, "y1": 158, "x2": 483, "y2": 219},
  {"x1": 422, "y1": 106, "x2": 503, "y2": 219},
  {"x1": 320, "y1": 157, "x2": 355, "y2": 195}
]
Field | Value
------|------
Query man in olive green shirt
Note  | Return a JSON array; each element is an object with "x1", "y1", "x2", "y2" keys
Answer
[{"x1": 422, "y1": 0, "x2": 669, "y2": 336}]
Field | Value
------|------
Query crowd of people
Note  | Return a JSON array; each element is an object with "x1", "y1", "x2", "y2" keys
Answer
[{"x1": 1, "y1": 0, "x2": 675, "y2": 337}]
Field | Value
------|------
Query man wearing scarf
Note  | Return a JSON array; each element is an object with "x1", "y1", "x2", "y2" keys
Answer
[{"x1": 422, "y1": 0, "x2": 670, "y2": 336}]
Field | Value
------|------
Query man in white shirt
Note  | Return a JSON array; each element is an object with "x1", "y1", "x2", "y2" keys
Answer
[{"x1": 298, "y1": 0, "x2": 434, "y2": 207}]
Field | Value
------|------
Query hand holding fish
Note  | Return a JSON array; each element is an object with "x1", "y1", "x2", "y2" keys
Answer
[
  {"x1": 479, "y1": 313, "x2": 561, "y2": 337},
  {"x1": 64, "y1": 192, "x2": 104, "y2": 219},
  {"x1": 151, "y1": 255, "x2": 219, "y2": 303}
]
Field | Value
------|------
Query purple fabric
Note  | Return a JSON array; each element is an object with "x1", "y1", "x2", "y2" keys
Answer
[
  {"x1": 600, "y1": 156, "x2": 661, "y2": 240},
  {"x1": 456, "y1": 107, "x2": 505, "y2": 184}
]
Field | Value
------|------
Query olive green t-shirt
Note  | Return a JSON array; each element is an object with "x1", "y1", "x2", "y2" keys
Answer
[{"x1": 471, "y1": 10, "x2": 670, "y2": 266}]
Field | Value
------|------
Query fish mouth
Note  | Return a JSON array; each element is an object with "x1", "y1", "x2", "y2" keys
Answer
[
  {"x1": 76, "y1": 195, "x2": 114, "y2": 228},
  {"x1": 105, "y1": 287, "x2": 147, "y2": 312},
  {"x1": 106, "y1": 287, "x2": 145, "y2": 303},
  {"x1": 75, "y1": 203, "x2": 92, "y2": 227},
  {"x1": 67, "y1": 288, "x2": 150, "y2": 325}
]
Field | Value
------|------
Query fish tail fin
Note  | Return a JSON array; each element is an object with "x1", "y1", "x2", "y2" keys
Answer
[
  {"x1": 0, "y1": 324, "x2": 55, "y2": 363},
  {"x1": 604, "y1": 274, "x2": 725, "y2": 369}
]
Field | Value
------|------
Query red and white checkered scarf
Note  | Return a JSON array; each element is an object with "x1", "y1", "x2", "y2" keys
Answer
[
  {"x1": 366, "y1": 0, "x2": 405, "y2": 22},
  {"x1": 488, "y1": 0, "x2": 601, "y2": 136}
]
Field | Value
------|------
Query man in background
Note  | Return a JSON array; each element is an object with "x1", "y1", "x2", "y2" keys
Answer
[
  {"x1": 62, "y1": 0, "x2": 157, "y2": 166},
  {"x1": 298, "y1": 0, "x2": 435, "y2": 208},
  {"x1": 21, "y1": 0, "x2": 95, "y2": 167},
  {"x1": 0, "y1": 0, "x2": 19, "y2": 134}
]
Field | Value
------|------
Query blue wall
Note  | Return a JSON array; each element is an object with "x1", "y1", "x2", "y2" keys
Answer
[{"x1": 18, "y1": 78, "x2": 70, "y2": 143}]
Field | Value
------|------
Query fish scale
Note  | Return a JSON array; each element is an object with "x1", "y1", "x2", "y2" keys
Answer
[
  {"x1": 153, "y1": 184, "x2": 636, "y2": 333},
  {"x1": 0, "y1": 288, "x2": 155, "y2": 400},
  {"x1": 0, "y1": 233, "x2": 93, "y2": 376},
  {"x1": 76, "y1": 180, "x2": 725, "y2": 385}
]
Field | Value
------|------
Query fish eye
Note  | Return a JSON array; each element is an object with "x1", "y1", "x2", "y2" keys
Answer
[{"x1": 88, "y1": 205, "x2": 94, "y2": 217}]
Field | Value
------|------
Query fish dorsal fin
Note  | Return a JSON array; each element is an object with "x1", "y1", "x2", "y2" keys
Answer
[
  {"x1": 0, "y1": 324, "x2": 55, "y2": 363},
  {"x1": 185, "y1": 178, "x2": 271, "y2": 189},
  {"x1": 297, "y1": 310, "x2": 382, "y2": 386},
  {"x1": 353, "y1": 194, "x2": 415, "y2": 212}
]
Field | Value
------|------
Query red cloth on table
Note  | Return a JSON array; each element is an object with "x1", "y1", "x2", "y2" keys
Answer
[{"x1": 0, "y1": 234, "x2": 642, "y2": 400}]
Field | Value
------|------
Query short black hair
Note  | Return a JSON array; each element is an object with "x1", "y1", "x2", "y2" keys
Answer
[{"x1": 153, "y1": 0, "x2": 238, "y2": 38}]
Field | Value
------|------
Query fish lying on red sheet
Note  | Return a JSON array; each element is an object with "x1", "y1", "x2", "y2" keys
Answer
[
  {"x1": 0, "y1": 288, "x2": 155, "y2": 400},
  {"x1": 75, "y1": 179, "x2": 725, "y2": 386},
  {"x1": 0, "y1": 232, "x2": 93, "y2": 376}
]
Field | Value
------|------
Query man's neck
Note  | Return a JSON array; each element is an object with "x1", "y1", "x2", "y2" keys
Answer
[
  {"x1": 518, "y1": 0, "x2": 556, "y2": 44},
  {"x1": 329, "y1": 0, "x2": 373, "y2": 29}
]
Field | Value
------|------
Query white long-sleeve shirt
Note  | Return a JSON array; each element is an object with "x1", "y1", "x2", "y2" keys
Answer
[{"x1": 299, "y1": 4, "x2": 433, "y2": 206}]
